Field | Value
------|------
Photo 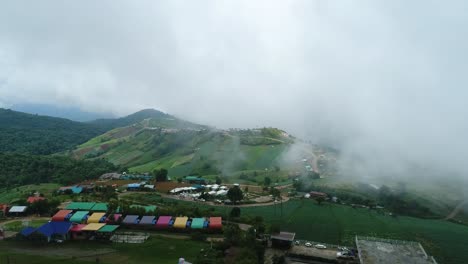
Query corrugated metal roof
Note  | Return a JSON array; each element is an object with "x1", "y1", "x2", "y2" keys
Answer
[
  {"x1": 122, "y1": 215, "x2": 139, "y2": 224},
  {"x1": 69, "y1": 211, "x2": 89, "y2": 223},
  {"x1": 87, "y1": 213, "x2": 106, "y2": 223},
  {"x1": 173, "y1": 217, "x2": 188, "y2": 229},
  {"x1": 52, "y1": 210, "x2": 73, "y2": 221},
  {"x1": 98, "y1": 225, "x2": 119, "y2": 233},
  {"x1": 66, "y1": 202, "x2": 96, "y2": 210},
  {"x1": 90, "y1": 203, "x2": 108, "y2": 211},
  {"x1": 82, "y1": 223, "x2": 105, "y2": 231},
  {"x1": 36, "y1": 221, "x2": 72, "y2": 237},
  {"x1": 139, "y1": 216, "x2": 156, "y2": 225},
  {"x1": 190, "y1": 218, "x2": 205, "y2": 229},
  {"x1": 9, "y1": 206, "x2": 27, "y2": 213}
]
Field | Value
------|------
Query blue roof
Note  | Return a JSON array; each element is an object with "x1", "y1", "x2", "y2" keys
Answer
[
  {"x1": 20, "y1": 227, "x2": 36, "y2": 236},
  {"x1": 71, "y1": 186, "x2": 83, "y2": 194},
  {"x1": 36, "y1": 221, "x2": 72, "y2": 237},
  {"x1": 127, "y1": 183, "x2": 141, "y2": 188}
]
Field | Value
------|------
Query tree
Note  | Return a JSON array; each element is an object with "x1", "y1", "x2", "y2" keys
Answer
[
  {"x1": 264, "y1": 177, "x2": 271, "y2": 187},
  {"x1": 224, "y1": 224, "x2": 242, "y2": 246},
  {"x1": 230, "y1": 207, "x2": 241, "y2": 218},
  {"x1": 215, "y1": 176, "x2": 222, "y2": 185},
  {"x1": 227, "y1": 186, "x2": 243, "y2": 204},
  {"x1": 270, "y1": 188, "x2": 281, "y2": 200},
  {"x1": 315, "y1": 196, "x2": 325, "y2": 205},
  {"x1": 153, "y1": 168, "x2": 168, "y2": 182}
]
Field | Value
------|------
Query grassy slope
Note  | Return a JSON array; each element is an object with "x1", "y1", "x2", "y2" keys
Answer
[
  {"x1": 0, "y1": 236, "x2": 207, "y2": 264},
  {"x1": 75, "y1": 124, "x2": 292, "y2": 179},
  {"x1": 127, "y1": 193, "x2": 468, "y2": 264},
  {"x1": 0, "y1": 183, "x2": 60, "y2": 203}
]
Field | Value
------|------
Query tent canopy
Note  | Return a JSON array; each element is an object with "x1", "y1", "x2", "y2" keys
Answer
[
  {"x1": 52, "y1": 210, "x2": 73, "y2": 221},
  {"x1": 36, "y1": 221, "x2": 72, "y2": 237},
  {"x1": 122, "y1": 215, "x2": 139, "y2": 224},
  {"x1": 98, "y1": 225, "x2": 119, "y2": 233},
  {"x1": 191, "y1": 218, "x2": 205, "y2": 229},
  {"x1": 69, "y1": 211, "x2": 89, "y2": 223},
  {"x1": 173, "y1": 217, "x2": 188, "y2": 229},
  {"x1": 87, "y1": 213, "x2": 106, "y2": 223},
  {"x1": 66, "y1": 202, "x2": 95, "y2": 210},
  {"x1": 82, "y1": 223, "x2": 106, "y2": 231},
  {"x1": 90, "y1": 203, "x2": 108, "y2": 211},
  {"x1": 209, "y1": 217, "x2": 222, "y2": 229},
  {"x1": 139, "y1": 216, "x2": 156, "y2": 225}
]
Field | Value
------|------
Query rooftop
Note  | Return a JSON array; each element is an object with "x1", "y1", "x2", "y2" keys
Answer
[
  {"x1": 356, "y1": 236, "x2": 437, "y2": 264},
  {"x1": 271, "y1": 231, "x2": 296, "y2": 242}
]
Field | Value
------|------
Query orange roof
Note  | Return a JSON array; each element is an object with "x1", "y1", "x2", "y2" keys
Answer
[
  {"x1": 27, "y1": 196, "x2": 45, "y2": 203},
  {"x1": 52, "y1": 210, "x2": 73, "y2": 221},
  {"x1": 209, "y1": 217, "x2": 222, "y2": 229}
]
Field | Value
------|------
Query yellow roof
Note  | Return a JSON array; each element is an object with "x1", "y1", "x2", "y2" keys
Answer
[
  {"x1": 82, "y1": 223, "x2": 106, "y2": 231},
  {"x1": 173, "y1": 217, "x2": 188, "y2": 229},
  {"x1": 87, "y1": 213, "x2": 106, "y2": 223}
]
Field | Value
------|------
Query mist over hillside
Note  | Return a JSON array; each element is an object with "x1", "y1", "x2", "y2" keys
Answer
[{"x1": 1, "y1": 1, "x2": 468, "y2": 185}]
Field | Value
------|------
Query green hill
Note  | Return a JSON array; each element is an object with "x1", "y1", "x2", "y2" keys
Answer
[
  {"x1": 0, "y1": 108, "x2": 108, "y2": 154},
  {"x1": 74, "y1": 122, "x2": 294, "y2": 178}
]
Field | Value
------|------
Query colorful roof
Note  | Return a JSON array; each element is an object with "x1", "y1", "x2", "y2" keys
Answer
[
  {"x1": 106, "y1": 214, "x2": 122, "y2": 223},
  {"x1": 122, "y1": 215, "x2": 139, "y2": 224},
  {"x1": 209, "y1": 217, "x2": 222, "y2": 229},
  {"x1": 82, "y1": 223, "x2": 106, "y2": 231},
  {"x1": 66, "y1": 202, "x2": 96, "y2": 210},
  {"x1": 98, "y1": 225, "x2": 119, "y2": 233},
  {"x1": 36, "y1": 221, "x2": 72, "y2": 237},
  {"x1": 173, "y1": 217, "x2": 188, "y2": 229},
  {"x1": 70, "y1": 224, "x2": 87, "y2": 232},
  {"x1": 87, "y1": 213, "x2": 106, "y2": 223},
  {"x1": 139, "y1": 216, "x2": 156, "y2": 225},
  {"x1": 69, "y1": 211, "x2": 89, "y2": 223},
  {"x1": 27, "y1": 196, "x2": 45, "y2": 203},
  {"x1": 20, "y1": 227, "x2": 36, "y2": 236},
  {"x1": 191, "y1": 218, "x2": 205, "y2": 229},
  {"x1": 155, "y1": 216, "x2": 172, "y2": 228},
  {"x1": 9, "y1": 206, "x2": 27, "y2": 213},
  {"x1": 52, "y1": 210, "x2": 73, "y2": 221},
  {"x1": 90, "y1": 203, "x2": 108, "y2": 211}
]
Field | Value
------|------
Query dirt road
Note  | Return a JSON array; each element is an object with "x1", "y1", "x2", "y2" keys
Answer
[{"x1": 445, "y1": 200, "x2": 468, "y2": 220}]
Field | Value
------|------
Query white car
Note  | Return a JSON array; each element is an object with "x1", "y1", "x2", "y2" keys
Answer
[
  {"x1": 294, "y1": 240, "x2": 300, "y2": 245},
  {"x1": 305, "y1": 242, "x2": 312, "y2": 247},
  {"x1": 314, "y1": 244, "x2": 327, "y2": 249},
  {"x1": 337, "y1": 251, "x2": 354, "y2": 259}
]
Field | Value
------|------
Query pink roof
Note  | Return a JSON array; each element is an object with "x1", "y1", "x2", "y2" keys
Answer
[
  {"x1": 70, "y1": 224, "x2": 86, "y2": 232},
  {"x1": 156, "y1": 216, "x2": 172, "y2": 227}
]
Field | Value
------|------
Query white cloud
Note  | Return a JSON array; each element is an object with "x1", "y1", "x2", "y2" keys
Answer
[{"x1": 0, "y1": 0, "x2": 467, "y2": 179}]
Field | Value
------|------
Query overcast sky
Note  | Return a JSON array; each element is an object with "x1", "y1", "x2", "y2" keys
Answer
[{"x1": 1, "y1": 1, "x2": 467, "y2": 180}]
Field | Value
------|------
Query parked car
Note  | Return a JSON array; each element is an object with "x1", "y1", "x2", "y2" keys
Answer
[
  {"x1": 294, "y1": 240, "x2": 300, "y2": 245},
  {"x1": 305, "y1": 242, "x2": 312, "y2": 247},
  {"x1": 337, "y1": 251, "x2": 354, "y2": 259},
  {"x1": 314, "y1": 244, "x2": 327, "y2": 249}
]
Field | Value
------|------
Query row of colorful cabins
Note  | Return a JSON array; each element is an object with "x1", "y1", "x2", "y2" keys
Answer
[{"x1": 51, "y1": 209, "x2": 223, "y2": 230}]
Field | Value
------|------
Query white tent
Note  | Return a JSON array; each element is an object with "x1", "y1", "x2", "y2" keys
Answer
[
  {"x1": 9, "y1": 206, "x2": 27, "y2": 213},
  {"x1": 216, "y1": 190, "x2": 228, "y2": 196}
]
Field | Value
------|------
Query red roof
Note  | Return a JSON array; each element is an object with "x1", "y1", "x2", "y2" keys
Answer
[
  {"x1": 209, "y1": 217, "x2": 222, "y2": 229},
  {"x1": 70, "y1": 224, "x2": 86, "y2": 232},
  {"x1": 309, "y1": 191, "x2": 327, "y2": 197},
  {"x1": 27, "y1": 196, "x2": 45, "y2": 203},
  {"x1": 52, "y1": 210, "x2": 73, "y2": 221}
]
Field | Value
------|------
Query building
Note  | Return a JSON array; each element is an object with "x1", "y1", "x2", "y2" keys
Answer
[
  {"x1": 355, "y1": 236, "x2": 437, "y2": 264},
  {"x1": 184, "y1": 176, "x2": 207, "y2": 185},
  {"x1": 309, "y1": 191, "x2": 327, "y2": 198},
  {"x1": 271, "y1": 232, "x2": 296, "y2": 248},
  {"x1": 27, "y1": 196, "x2": 46, "y2": 203},
  {"x1": 8, "y1": 206, "x2": 27, "y2": 215}
]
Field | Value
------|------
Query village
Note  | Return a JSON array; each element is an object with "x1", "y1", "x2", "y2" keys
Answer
[{"x1": 0, "y1": 171, "x2": 439, "y2": 264}]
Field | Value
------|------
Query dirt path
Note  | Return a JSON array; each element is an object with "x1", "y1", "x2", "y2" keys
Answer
[
  {"x1": 0, "y1": 216, "x2": 50, "y2": 226},
  {"x1": 158, "y1": 193, "x2": 290, "y2": 208},
  {"x1": 444, "y1": 200, "x2": 468, "y2": 220}
]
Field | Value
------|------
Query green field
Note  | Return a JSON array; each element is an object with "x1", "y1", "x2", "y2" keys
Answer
[
  {"x1": 133, "y1": 194, "x2": 468, "y2": 264},
  {"x1": 2, "y1": 220, "x2": 49, "y2": 231},
  {"x1": 0, "y1": 183, "x2": 60, "y2": 203},
  {"x1": 0, "y1": 235, "x2": 207, "y2": 264}
]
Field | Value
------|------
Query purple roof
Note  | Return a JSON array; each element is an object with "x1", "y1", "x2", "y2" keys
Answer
[
  {"x1": 139, "y1": 216, "x2": 156, "y2": 225},
  {"x1": 156, "y1": 216, "x2": 172, "y2": 227},
  {"x1": 122, "y1": 215, "x2": 139, "y2": 224}
]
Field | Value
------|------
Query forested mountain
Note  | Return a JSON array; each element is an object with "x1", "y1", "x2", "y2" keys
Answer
[
  {"x1": 0, "y1": 108, "x2": 108, "y2": 154},
  {"x1": 0, "y1": 153, "x2": 119, "y2": 186},
  {"x1": 0, "y1": 108, "x2": 184, "y2": 155}
]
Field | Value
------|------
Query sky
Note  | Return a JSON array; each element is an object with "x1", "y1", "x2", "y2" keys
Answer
[{"x1": 1, "y1": 1, "x2": 467, "y2": 180}]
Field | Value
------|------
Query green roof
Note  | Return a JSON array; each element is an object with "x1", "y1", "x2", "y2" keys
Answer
[
  {"x1": 130, "y1": 205, "x2": 157, "y2": 213},
  {"x1": 66, "y1": 202, "x2": 96, "y2": 210},
  {"x1": 91, "y1": 203, "x2": 108, "y2": 211},
  {"x1": 69, "y1": 211, "x2": 89, "y2": 223},
  {"x1": 185, "y1": 176, "x2": 204, "y2": 181},
  {"x1": 98, "y1": 225, "x2": 119, "y2": 233},
  {"x1": 191, "y1": 218, "x2": 205, "y2": 229}
]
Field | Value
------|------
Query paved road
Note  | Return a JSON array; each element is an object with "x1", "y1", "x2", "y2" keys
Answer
[{"x1": 445, "y1": 200, "x2": 468, "y2": 220}]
